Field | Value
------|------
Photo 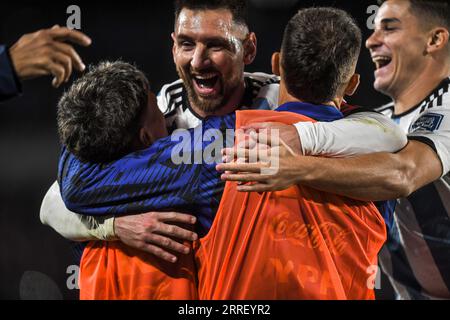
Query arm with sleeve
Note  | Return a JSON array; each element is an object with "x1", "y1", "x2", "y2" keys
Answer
[
  {"x1": 40, "y1": 181, "x2": 117, "y2": 241},
  {"x1": 408, "y1": 104, "x2": 450, "y2": 177},
  {"x1": 296, "y1": 109, "x2": 408, "y2": 157},
  {"x1": 282, "y1": 105, "x2": 449, "y2": 202}
]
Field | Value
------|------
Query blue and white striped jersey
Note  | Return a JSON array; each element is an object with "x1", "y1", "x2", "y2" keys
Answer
[{"x1": 376, "y1": 77, "x2": 450, "y2": 300}]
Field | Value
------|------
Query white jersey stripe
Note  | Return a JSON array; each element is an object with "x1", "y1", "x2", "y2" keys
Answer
[{"x1": 379, "y1": 76, "x2": 450, "y2": 299}]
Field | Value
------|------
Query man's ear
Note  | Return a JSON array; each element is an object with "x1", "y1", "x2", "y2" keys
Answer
[
  {"x1": 344, "y1": 73, "x2": 360, "y2": 96},
  {"x1": 426, "y1": 27, "x2": 449, "y2": 54},
  {"x1": 139, "y1": 128, "x2": 153, "y2": 148},
  {"x1": 271, "y1": 52, "x2": 281, "y2": 76},
  {"x1": 243, "y1": 32, "x2": 257, "y2": 65}
]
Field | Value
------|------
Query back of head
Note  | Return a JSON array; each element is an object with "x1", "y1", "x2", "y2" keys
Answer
[
  {"x1": 174, "y1": 0, "x2": 248, "y2": 27},
  {"x1": 57, "y1": 61, "x2": 149, "y2": 163},
  {"x1": 281, "y1": 7, "x2": 362, "y2": 104}
]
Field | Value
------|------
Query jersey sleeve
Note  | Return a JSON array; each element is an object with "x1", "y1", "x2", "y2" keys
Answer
[
  {"x1": 157, "y1": 79, "x2": 185, "y2": 130},
  {"x1": 252, "y1": 83, "x2": 280, "y2": 111},
  {"x1": 294, "y1": 110, "x2": 408, "y2": 157},
  {"x1": 408, "y1": 104, "x2": 450, "y2": 176},
  {"x1": 156, "y1": 80, "x2": 183, "y2": 114},
  {"x1": 40, "y1": 181, "x2": 116, "y2": 241}
]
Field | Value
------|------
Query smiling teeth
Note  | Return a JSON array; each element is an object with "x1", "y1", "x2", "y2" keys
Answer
[
  {"x1": 372, "y1": 56, "x2": 391, "y2": 62},
  {"x1": 372, "y1": 56, "x2": 391, "y2": 69},
  {"x1": 194, "y1": 75, "x2": 216, "y2": 79}
]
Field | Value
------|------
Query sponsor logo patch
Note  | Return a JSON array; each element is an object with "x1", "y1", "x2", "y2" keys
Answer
[{"x1": 412, "y1": 113, "x2": 444, "y2": 132}]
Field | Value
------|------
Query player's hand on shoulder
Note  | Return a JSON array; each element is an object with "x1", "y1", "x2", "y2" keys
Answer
[
  {"x1": 114, "y1": 211, "x2": 198, "y2": 263},
  {"x1": 218, "y1": 131, "x2": 301, "y2": 192},
  {"x1": 240, "y1": 122, "x2": 302, "y2": 154}
]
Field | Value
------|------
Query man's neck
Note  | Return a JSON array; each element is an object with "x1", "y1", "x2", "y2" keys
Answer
[
  {"x1": 278, "y1": 87, "x2": 343, "y2": 110},
  {"x1": 393, "y1": 67, "x2": 450, "y2": 115},
  {"x1": 191, "y1": 80, "x2": 246, "y2": 118}
]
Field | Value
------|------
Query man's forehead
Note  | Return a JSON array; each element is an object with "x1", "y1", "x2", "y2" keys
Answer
[
  {"x1": 175, "y1": 9, "x2": 233, "y2": 32},
  {"x1": 375, "y1": 0, "x2": 412, "y2": 25},
  {"x1": 175, "y1": 8, "x2": 241, "y2": 37}
]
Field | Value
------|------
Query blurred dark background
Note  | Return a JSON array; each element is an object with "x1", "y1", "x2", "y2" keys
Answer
[{"x1": 0, "y1": 0, "x2": 392, "y2": 299}]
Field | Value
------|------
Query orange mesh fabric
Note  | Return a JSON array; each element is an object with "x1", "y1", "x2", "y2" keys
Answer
[
  {"x1": 195, "y1": 110, "x2": 387, "y2": 300},
  {"x1": 79, "y1": 241, "x2": 197, "y2": 300}
]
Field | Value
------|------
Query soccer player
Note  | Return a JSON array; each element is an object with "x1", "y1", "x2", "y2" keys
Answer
[
  {"x1": 56, "y1": 60, "x2": 229, "y2": 299},
  {"x1": 195, "y1": 7, "x2": 387, "y2": 299},
  {"x1": 41, "y1": 0, "x2": 405, "y2": 263},
  {"x1": 0, "y1": 25, "x2": 91, "y2": 101},
  {"x1": 219, "y1": 0, "x2": 450, "y2": 300}
]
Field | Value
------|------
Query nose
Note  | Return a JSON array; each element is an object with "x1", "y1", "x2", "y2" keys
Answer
[
  {"x1": 366, "y1": 29, "x2": 382, "y2": 51},
  {"x1": 191, "y1": 45, "x2": 211, "y2": 70}
]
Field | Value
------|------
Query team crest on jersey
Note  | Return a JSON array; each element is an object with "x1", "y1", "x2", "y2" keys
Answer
[{"x1": 412, "y1": 113, "x2": 444, "y2": 132}]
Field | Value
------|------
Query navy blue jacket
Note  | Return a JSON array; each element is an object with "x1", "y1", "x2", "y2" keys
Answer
[{"x1": 0, "y1": 45, "x2": 21, "y2": 102}]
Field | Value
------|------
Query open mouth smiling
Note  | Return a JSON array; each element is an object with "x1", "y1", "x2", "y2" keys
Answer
[
  {"x1": 372, "y1": 55, "x2": 392, "y2": 70},
  {"x1": 192, "y1": 73, "x2": 220, "y2": 96}
]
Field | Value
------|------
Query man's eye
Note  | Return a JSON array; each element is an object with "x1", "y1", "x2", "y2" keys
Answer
[
  {"x1": 383, "y1": 26, "x2": 397, "y2": 31},
  {"x1": 181, "y1": 42, "x2": 194, "y2": 48},
  {"x1": 208, "y1": 42, "x2": 226, "y2": 51}
]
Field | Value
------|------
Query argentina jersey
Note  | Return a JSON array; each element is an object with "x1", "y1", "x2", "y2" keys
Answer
[
  {"x1": 375, "y1": 77, "x2": 450, "y2": 299},
  {"x1": 157, "y1": 72, "x2": 280, "y2": 131}
]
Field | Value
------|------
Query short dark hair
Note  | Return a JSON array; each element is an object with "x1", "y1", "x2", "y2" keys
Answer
[
  {"x1": 174, "y1": 0, "x2": 248, "y2": 27},
  {"x1": 57, "y1": 61, "x2": 150, "y2": 163},
  {"x1": 281, "y1": 7, "x2": 362, "y2": 104},
  {"x1": 378, "y1": 0, "x2": 450, "y2": 30}
]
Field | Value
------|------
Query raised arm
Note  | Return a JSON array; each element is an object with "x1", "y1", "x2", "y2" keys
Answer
[{"x1": 239, "y1": 109, "x2": 407, "y2": 157}]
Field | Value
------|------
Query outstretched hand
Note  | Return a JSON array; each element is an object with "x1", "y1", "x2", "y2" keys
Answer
[{"x1": 9, "y1": 25, "x2": 91, "y2": 87}]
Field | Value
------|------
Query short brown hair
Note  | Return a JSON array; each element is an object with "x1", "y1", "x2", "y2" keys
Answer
[
  {"x1": 174, "y1": 0, "x2": 248, "y2": 27},
  {"x1": 281, "y1": 7, "x2": 361, "y2": 104},
  {"x1": 57, "y1": 61, "x2": 150, "y2": 163}
]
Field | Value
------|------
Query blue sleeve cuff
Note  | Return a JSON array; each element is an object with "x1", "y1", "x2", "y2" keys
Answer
[{"x1": 0, "y1": 45, "x2": 22, "y2": 101}]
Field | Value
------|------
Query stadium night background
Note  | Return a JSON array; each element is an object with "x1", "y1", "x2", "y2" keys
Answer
[{"x1": 0, "y1": 0, "x2": 396, "y2": 300}]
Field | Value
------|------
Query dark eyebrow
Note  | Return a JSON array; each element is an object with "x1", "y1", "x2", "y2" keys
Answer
[
  {"x1": 175, "y1": 34, "x2": 194, "y2": 42},
  {"x1": 380, "y1": 18, "x2": 401, "y2": 24},
  {"x1": 175, "y1": 34, "x2": 237, "y2": 51},
  {"x1": 206, "y1": 37, "x2": 233, "y2": 46},
  {"x1": 176, "y1": 33, "x2": 231, "y2": 44}
]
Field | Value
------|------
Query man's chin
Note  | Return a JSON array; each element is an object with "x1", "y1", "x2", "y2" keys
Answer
[
  {"x1": 189, "y1": 92, "x2": 224, "y2": 113},
  {"x1": 373, "y1": 79, "x2": 390, "y2": 95},
  {"x1": 196, "y1": 98, "x2": 224, "y2": 113}
]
